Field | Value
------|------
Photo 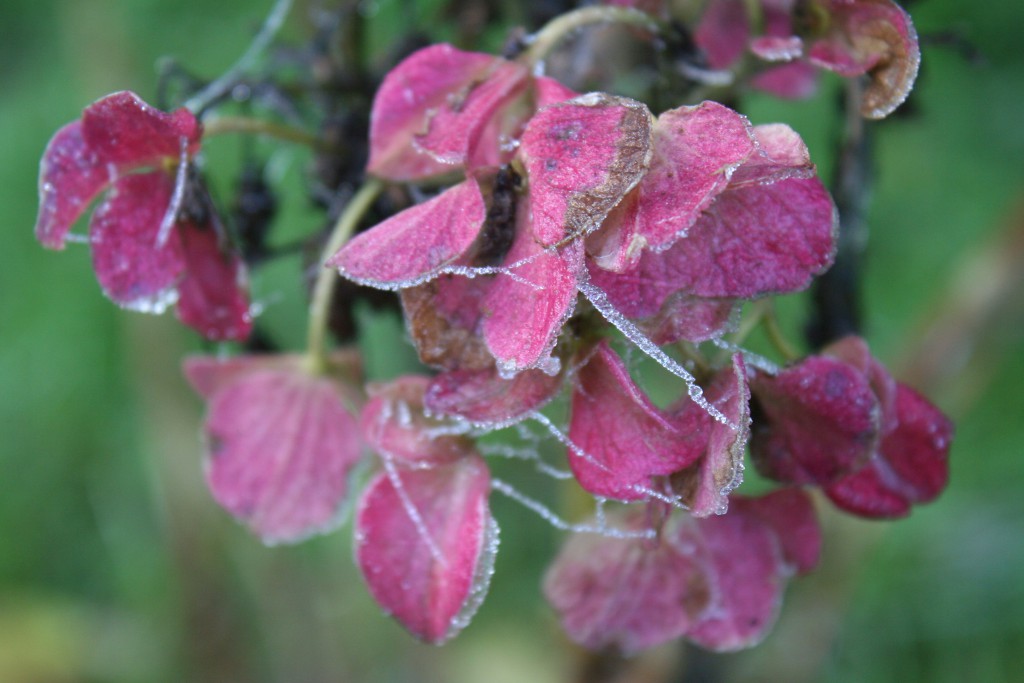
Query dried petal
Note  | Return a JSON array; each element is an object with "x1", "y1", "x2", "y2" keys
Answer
[
  {"x1": 424, "y1": 365, "x2": 563, "y2": 427},
  {"x1": 328, "y1": 180, "x2": 486, "y2": 289},
  {"x1": 400, "y1": 274, "x2": 494, "y2": 371},
  {"x1": 355, "y1": 456, "x2": 495, "y2": 643},
  {"x1": 519, "y1": 93, "x2": 652, "y2": 246},
  {"x1": 543, "y1": 510, "x2": 710, "y2": 654},
  {"x1": 361, "y1": 376, "x2": 475, "y2": 466},
  {"x1": 175, "y1": 220, "x2": 252, "y2": 341},
  {"x1": 89, "y1": 171, "x2": 184, "y2": 312},
  {"x1": 568, "y1": 342, "x2": 705, "y2": 500},
  {"x1": 202, "y1": 368, "x2": 363, "y2": 544}
]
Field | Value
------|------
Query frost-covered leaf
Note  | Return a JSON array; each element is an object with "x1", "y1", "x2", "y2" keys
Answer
[
  {"x1": 175, "y1": 219, "x2": 252, "y2": 341},
  {"x1": 750, "y1": 355, "x2": 881, "y2": 485},
  {"x1": 518, "y1": 93, "x2": 652, "y2": 246},
  {"x1": 200, "y1": 366, "x2": 363, "y2": 544},
  {"x1": 637, "y1": 294, "x2": 737, "y2": 345},
  {"x1": 37, "y1": 122, "x2": 108, "y2": 249},
  {"x1": 669, "y1": 354, "x2": 750, "y2": 516},
  {"x1": 543, "y1": 510, "x2": 710, "y2": 654},
  {"x1": 89, "y1": 171, "x2": 184, "y2": 312},
  {"x1": 568, "y1": 342, "x2": 705, "y2": 501},
  {"x1": 367, "y1": 45, "x2": 526, "y2": 179},
  {"x1": 481, "y1": 208, "x2": 584, "y2": 375},
  {"x1": 80, "y1": 90, "x2": 200, "y2": 164},
  {"x1": 361, "y1": 375, "x2": 475, "y2": 466},
  {"x1": 355, "y1": 456, "x2": 495, "y2": 644},
  {"x1": 732, "y1": 489, "x2": 821, "y2": 574},
  {"x1": 328, "y1": 180, "x2": 486, "y2": 289},
  {"x1": 424, "y1": 365, "x2": 563, "y2": 427}
]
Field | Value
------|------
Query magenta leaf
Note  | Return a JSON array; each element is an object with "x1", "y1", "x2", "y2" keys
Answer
[
  {"x1": 175, "y1": 220, "x2": 253, "y2": 342},
  {"x1": 80, "y1": 90, "x2": 200, "y2": 164},
  {"x1": 731, "y1": 489, "x2": 821, "y2": 574},
  {"x1": 695, "y1": 0, "x2": 751, "y2": 69},
  {"x1": 355, "y1": 455, "x2": 495, "y2": 644},
  {"x1": 36, "y1": 122, "x2": 108, "y2": 249},
  {"x1": 668, "y1": 354, "x2": 750, "y2": 516},
  {"x1": 751, "y1": 355, "x2": 881, "y2": 485},
  {"x1": 825, "y1": 383, "x2": 952, "y2": 518},
  {"x1": 589, "y1": 101, "x2": 757, "y2": 270},
  {"x1": 367, "y1": 45, "x2": 525, "y2": 180},
  {"x1": 361, "y1": 376, "x2": 476, "y2": 466},
  {"x1": 328, "y1": 180, "x2": 486, "y2": 289},
  {"x1": 518, "y1": 93, "x2": 652, "y2": 247},
  {"x1": 638, "y1": 294, "x2": 737, "y2": 345},
  {"x1": 424, "y1": 365, "x2": 563, "y2": 427},
  {"x1": 90, "y1": 171, "x2": 185, "y2": 312},
  {"x1": 198, "y1": 364, "x2": 363, "y2": 544},
  {"x1": 751, "y1": 61, "x2": 820, "y2": 99},
  {"x1": 543, "y1": 510, "x2": 710, "y2": 654},
  {"x1": 481, "y1": 215, "x2": 584, "y2": 375},
  {"x1": 568, "y1": 342, "x2": 705, "y2": 501}
]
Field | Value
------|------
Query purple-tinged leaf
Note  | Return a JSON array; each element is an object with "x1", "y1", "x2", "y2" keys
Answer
[
  {"x1": 825, "y1": 384, "x2": 952, "y2": 518},
  {"x1": 481, "y1": 210, "x2": 584, "y2": 376},
  {"x1": 638, "y1": 294, "x2": 737, "y2": 345},
  {"x1": 750, "y1": 355, "x2": 881, "y2": 485},
  {"x1": 89, "y1": 171, "x2": 185, "y2": 312},
  {"x1": 361, "y1": 376, "x2": 476, "y2": 466},
  {"x1": 80, "y1": 91, "x2": 200, "y2": 165},
  {"x1": 424, "y1": 365, "x2": 563, "y2": 427},
  {"x1": 367, "y1": 45, "x2": 514, "y2": 180},
  {"x1": 519, "y1": 93, "x2": 652, "y2": 246},
  {"x1": 533, "y1": 77, "x2": 580, "y2": 109},
  {"x1": 751, "y1": 61, "x2": 820, "y2": 99},
  {"x1": 355, "y1": 456, "x2": 495, "y2": 644},
  {"x1": 680, "y1": 506, "x2": 787, "y2": 651},
  {"x1": 36, "y1": 122, "x2": 107, "y2": 249},
  {"x1": 588, "y1": 102, "x2": 756, "y2": 271},
  {"x1": 202, "y1": 367, "x2": 363, "y2": 544},
  {"x1": 731, "y1": 489, "x2": 821, "y2": 574},
  {"x1": 568, "y1": 342, "x2": 705, "y2": 501},
  {"x1": 175, "y1": 220, "x2": 252, "y2": 341},
  {"x1": 401, "y1": 273, "x2": 494, "y2": 371},
  {"x1": 544, "y1": 510, "x2": 711, "y2": 654},
  {"x1": 695, "y1": 0, "x2": 751, "y2": 69},
  {"x1": 328, "y1": 180, "x2": 486, "y2": 289},
  {"x1": 668, "y1": 354, "x2": 750, "y2": 516}
]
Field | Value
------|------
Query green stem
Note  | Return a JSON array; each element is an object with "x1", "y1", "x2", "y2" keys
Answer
[
  {"x1": 305, "y1": 179, "x2": 385, "y2": 373},
  {"x1": 202, "y1": 115, "x2": 326, "y2": 151},
  {"x1": 521, "y1": 6, "x2": 661, "y2": 67}
]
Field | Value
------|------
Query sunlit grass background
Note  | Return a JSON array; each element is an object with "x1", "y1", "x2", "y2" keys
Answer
[{"x1": 2, "y1": 0, "x2": 1023, "y2": 681}]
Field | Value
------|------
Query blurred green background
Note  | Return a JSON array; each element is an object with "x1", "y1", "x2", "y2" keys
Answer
[{"x1": 2, "y1": 0, "x2": 1023, "y2": 681}]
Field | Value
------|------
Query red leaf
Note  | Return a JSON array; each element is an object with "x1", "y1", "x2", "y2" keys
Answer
[
  {"x1": 202, "y1": 366, "x2": 363, "y2": 544},
  {"x1": 355, "y1": 456, "x2": 495, "y2": 643},
  {"x1": 543, "y1": 510, "x2": 710, "y2": 654},
  {"x1": 519, "y1": 93, "x2": 652, "y2": 246},
  {"x1": 731, "y1": 489, "x2": 821, "y2": 574},
  {"x1": 361, "y1": 376, "x2": 476, "y2": 466},
  {"x1": 568, "y1": 342, "x2": 705, "y2": 501},
  {"x1": 80, "y1": 91, "x2": 200, "y2": 165},
  {"x1": 175, "y1": 220, "x2": 252, "y2": 342},
  {"x1": 424, "y1": 365, "x2": 563, "y2": 427},
  {"x1": 89, "y1": 171, "x2": 185, "y2": 312},
  {"x1": 36, "y1": 122, "x2": 108, "y2": 249},
  {"x1": 328, "y1": 180, "x2": 486, "y2": 289}
]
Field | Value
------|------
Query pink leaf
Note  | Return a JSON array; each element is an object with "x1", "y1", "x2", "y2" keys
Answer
[
  {"x1": 36, "y1": 122, "x2": 108, "y2": 249},
  {"x1": 202, "y1": 367, "x2": 363, "y2": 544},
  {"x1": 668, "y1": 354, "x2": 750, "y2": 516},
  {"x1": 80, "y1": 91, "x2": 200, "y2": 165},
  {"x1": 355, "y1": 456, "x2": 495, "y2": 644},
  {"x1": 361, "y1": 376, "x2": 476, "y2": 466},
  {"x1": 519, "y1": 93, "x2": 652, "y2": 246},
  {"x1": 543, "y1": 510, "x2": 710, "y2": 654},
  {"x1": 750, "y1": 355, "x2": 882, "y2": 484},
  {"x1": 825, "y1": 384, "x2": 952, "y2": 518},
  {"x1": 637, "y1": 294, "x2": 737, "y2": 345},
  {"x1": 328, "y1": 180, "x2": 486, "y2": 289},
  {"x1": 481, "y1": 209, "x2": 584, "y2": 375},
  {"x1": 424, "y1": 365, "x2": 563, "y2": 427},
  {"x1": 568, "y1": 342, "x2": 705, "y2": 501},
  {"x1": 731, "y1": 489, "x2": 821, "y2": 574},
  {"x1": 175, "y1": 220, "x2": 252, "y2": 341},
  {"x1": 89, "y1": 171, "x2": 185, "y2": 312},
  {"x1": 695, "y1": 0, "x2": 751, "y2": 69},
  {"x1": 367, "y1": 45, "x2": 521, "y2": 180},
  {"x1": 751, "y1": 61, "x2": 820, "y2": 99}
]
